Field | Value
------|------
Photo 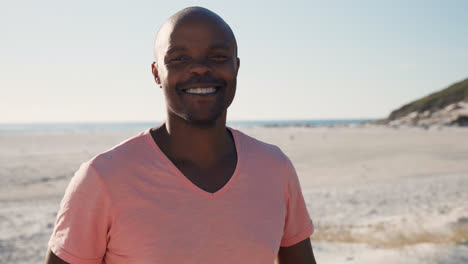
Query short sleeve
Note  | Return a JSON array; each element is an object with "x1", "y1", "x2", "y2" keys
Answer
[
  {"x1": 280, "y1": 157, "x2": 314, "y2": 247},
  {"x1": 48, "y1": 162, "x2": 112, "y2": 264}
]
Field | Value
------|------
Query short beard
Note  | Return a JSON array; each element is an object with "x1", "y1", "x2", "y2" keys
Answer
[{"x1": 183, "y1": 112, "x2": 223, "y2": 128}]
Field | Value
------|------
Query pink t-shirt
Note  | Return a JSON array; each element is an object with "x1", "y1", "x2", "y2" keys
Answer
[{"x1": 48, "y1": 127, "x2": 314, "y2": 264}]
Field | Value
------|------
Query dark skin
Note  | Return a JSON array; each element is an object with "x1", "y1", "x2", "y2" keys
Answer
[
  {"x1": 149, "y1": 9, "x2": 240, "y2": 193},
  {"x1": 44, "y1": 250, "x2": 68, "y2": 264},
  {"x1": 45, "y1": 7, "x2": 317, "y2": 264},
  {"x1": 277, "y1": 238, "x2": 317, "y2": 264}
]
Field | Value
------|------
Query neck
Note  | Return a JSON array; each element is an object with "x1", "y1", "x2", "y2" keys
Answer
[{"x1": 156, "y1": 111, "x2": 232, "y2": 166}]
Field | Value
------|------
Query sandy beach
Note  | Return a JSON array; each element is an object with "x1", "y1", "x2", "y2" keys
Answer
[{"x1": 1, "y1": 125, "x2": 467, "y2": 263}]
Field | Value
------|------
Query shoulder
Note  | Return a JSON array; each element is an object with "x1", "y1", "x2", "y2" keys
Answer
[
  {"x1": 85, "y1": 130, "x2": 152, "y2": 176},
  {"x1": 231, "y1": 127, "x2": 296, "y2": 200},
  {"x1": 230, "y1": 127, "x2": 291, "y2": 167}
]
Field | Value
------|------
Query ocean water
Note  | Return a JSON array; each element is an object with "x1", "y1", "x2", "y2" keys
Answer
[{"x1": 0, "y1": 119, "x2": 372, "y2": 134}]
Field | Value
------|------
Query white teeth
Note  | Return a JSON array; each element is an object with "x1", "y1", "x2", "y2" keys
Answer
[{"x1": 185, "y1": 87, "x2": 217, "y2": 94}]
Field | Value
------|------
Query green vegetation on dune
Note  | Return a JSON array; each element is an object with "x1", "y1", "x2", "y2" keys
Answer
[{"x1": 388, "y1": 78, "x2": 468, "y2": 120}]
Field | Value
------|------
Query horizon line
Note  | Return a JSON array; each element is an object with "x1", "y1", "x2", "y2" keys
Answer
[{"x1": 0, "y1": 118, "x2": 381, "y2": 125}]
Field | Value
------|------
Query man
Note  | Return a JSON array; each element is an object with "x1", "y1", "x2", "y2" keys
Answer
[{"x1": 45, "y1": 6, "x2": 317, "y2": 264}]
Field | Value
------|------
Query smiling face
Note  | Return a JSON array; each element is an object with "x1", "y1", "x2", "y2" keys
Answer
[{"x1": 152, "y1": 9, "x2": 240, "y2": 127}]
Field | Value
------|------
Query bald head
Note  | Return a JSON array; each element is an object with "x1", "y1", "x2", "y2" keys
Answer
[
  {"x1": 150, "y1": 6, "x2": 240, "y2": 126},
  {"x1": 153, "y1": 6, "x2": 237, "y2": 63}
]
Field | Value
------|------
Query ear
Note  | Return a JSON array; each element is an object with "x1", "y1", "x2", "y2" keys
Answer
[
  {"x1": 151, "y1": 62, "x2": 162, "y2": 86},
  {"x1": 236, "y1": 57, "x2": 240, "y2": 75}
]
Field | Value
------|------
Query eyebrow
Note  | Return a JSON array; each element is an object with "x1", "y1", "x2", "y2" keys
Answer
[
  {"x1": 166, "y1": 45, "x2": 187, "y2": 55},
  {"x1": 165, "y1": 42, "x2": 232, "y2": 56}
]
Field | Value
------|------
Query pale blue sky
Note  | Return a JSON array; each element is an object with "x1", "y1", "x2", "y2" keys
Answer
[{"x1": 1, "y1": 0, "x2": 467, "y2": 123}]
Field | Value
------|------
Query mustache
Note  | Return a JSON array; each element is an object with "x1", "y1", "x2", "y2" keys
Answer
[{"x1": 176, "y1": 75, "x2": 226, "y2": 90}]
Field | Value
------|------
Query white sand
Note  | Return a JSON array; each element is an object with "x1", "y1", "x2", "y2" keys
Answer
[{"x1": 1, "y1": 126, "x2": 467, "y2": 263}]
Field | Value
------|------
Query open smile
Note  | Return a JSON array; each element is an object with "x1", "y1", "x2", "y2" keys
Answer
[{"x1": 181, "y1": 86, "x2": 221, "y2": 96}]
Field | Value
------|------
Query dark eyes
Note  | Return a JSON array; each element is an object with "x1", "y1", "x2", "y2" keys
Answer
[
  {"x1": 210, "y1": 55, "x2": 228, "y2": 62},
  {"x1": 170, "y1": 55, "x2": 189, "y2": 62},
  {"x1": 168, "y1": 54, "x2": 228, "y2": 64}
]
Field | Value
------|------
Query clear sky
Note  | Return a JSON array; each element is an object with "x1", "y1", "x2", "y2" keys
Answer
[{"x1": 1, "y1": 0, "x2": 467, "y2": 123}]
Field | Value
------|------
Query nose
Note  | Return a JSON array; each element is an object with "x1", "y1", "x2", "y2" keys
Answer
[{"x1": 189, "y1": 58, "x2": 212, "y2": 75}]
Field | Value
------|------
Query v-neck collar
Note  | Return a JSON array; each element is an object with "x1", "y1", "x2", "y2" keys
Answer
[{"x1": 144, "y1": 126, "x2": 242, "y2": 199}]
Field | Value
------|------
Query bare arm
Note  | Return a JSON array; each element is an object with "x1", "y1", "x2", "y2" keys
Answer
[
  {"x1": 277, "y1": 237, "x2": 317, "y2": 264},
  {"x1": 44, "y1": 248, "x2": 70, "y2": 264}
]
